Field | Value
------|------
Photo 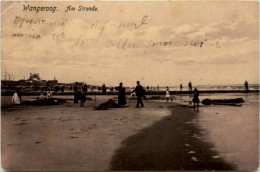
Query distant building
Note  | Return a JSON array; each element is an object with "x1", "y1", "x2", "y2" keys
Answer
[
  {"x1": 28, "y1": 73, "x2": 40, "y2": 83},
  {"x1": 26, "y1": 73, "x2": 47, "y2": 87}
]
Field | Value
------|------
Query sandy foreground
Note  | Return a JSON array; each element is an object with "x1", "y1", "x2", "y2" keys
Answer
[{"x1": 1, "y1": 95, "x2": 241, "y2": 171}]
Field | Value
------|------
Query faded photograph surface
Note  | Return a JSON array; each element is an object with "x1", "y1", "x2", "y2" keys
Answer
[{"x1": 1, "y1": 1, "x2": 259, "y2": 171}]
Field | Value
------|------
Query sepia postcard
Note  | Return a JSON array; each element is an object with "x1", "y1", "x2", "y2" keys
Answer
[{"x1": 1, "y1": 1, "x2": 259, "y2": 171}]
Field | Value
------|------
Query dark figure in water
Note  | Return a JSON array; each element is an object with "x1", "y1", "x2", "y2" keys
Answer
[
  {"x1": 193, "y1": 88, "x2": 200, "y2": 111},
  {"x1": 74, "y1": 83, "x2": 79, "y2": 103},
  {"x1": 118, "y1": 83, "x2": 127, "y2": 106},
  {"x1": 180, "y1": 83, "x2": 183, "y2": 91},
  {"x1": 188, "y1": 81, "x2": 192, "y2": 91},
  {"x1": 83, "y1": 83, "x2": 88, "y2": 93},
  {"x1": 102, "y1": 84, "x2": 107, "y2": 95},
  {"x1": 132, "y1": 81, "x2": 144, "y2": 108},
  {"x1": 244, "y1": 80, "x2": 249, "y2": 92}
]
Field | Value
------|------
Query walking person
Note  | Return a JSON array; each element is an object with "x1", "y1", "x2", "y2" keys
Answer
[
  {"x1": 118, "y1": 82, "x2": 127, "y2": 106},
  {"x1": 193, "y1": 88, "x2": 200, "y2": 111},
  {"x1": 166, "y1": 87, "x2": 171, "y2": 102},
  {"x1": 244, "y1": 80, "x2": 249, "y2": 92},
  {"x1": 180, "y1": 83, "x2": 183, "y2": 91},
  {"x1": 132, "y1": 81, "x2": 144, "y2": 108}
]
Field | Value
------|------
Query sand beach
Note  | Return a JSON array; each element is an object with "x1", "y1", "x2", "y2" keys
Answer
[{"x1": 1, "y1": 93, "x2": 258, "y2": 171}]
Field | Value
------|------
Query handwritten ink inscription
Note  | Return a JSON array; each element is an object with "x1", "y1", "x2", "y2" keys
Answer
[{"x1": 11, "y1": 8, "x2": 221, "y2": 53}]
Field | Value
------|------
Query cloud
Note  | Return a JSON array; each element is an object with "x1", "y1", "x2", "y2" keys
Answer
[{"x1": 2, "y1": 2, "x2": 259, "y2": 85}]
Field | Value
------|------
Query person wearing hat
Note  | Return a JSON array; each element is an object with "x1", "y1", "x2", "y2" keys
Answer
[{"x1": 132, "y1": 81, "x2": 144, "y2": 108}]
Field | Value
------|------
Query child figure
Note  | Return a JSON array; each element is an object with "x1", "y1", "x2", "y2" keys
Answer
[{"x1": 193, "y1": 88, "x2": 200, "y2": 111}]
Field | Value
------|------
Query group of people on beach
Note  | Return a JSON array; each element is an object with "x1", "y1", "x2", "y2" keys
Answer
[
  {"x1": 39, "y1": 90, "x2": 52, "y2": 100},
  {"x1": 71, "y1": 81, "x2": 145, "y2": 108},
  {"x1": 118, "y1": 81, "x2": 200, "y2": 110},
  {"x1": 11, "y1": 80, "x2": 250, "y2": 111},
  {"x1": 103, "y1": 81, "x2": 145, "y2": 108}
]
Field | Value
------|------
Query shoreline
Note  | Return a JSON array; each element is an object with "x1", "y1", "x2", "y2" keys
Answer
[
  {"x1": 110, "y1": 105, "x2": 235, "y2": 171},
  {"x1": 1, "y1": 89, "x2": 259, "y2": 96}
]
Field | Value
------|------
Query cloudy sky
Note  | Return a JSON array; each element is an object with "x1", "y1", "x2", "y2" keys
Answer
[{"x1": 1, "y1": 1, "x2": 259, "y2": 87}]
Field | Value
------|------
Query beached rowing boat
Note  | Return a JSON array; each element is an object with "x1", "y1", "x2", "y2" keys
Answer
[{"x1": 201, "y1": 98, "x2": 244, "y2": 106}]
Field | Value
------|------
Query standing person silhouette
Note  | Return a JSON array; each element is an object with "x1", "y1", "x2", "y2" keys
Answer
[
  {"x1": 193, "y1": 88, "x2": 200, "y2": 111},
  {"x1": 132, "y1": 81, "x2": 144, "y2": 108},
  {"x1": 118, "y1": 82, "x2": 127, "y2": 106},
  {"x1": 188, "y1": 81, "x2": 193, "y2": 91},
  {"x1": 102, "y1": 84, "x2": 107, "y2": 95},
  {"x1": 244, "y1": 80, "x2": 249, "y2": 92},
  {"x1": 165, "y1": 87, "x2": 170, "y2": 102},
  {"x1": 180, "y1": 84, "x2": 183, "y2": 91},
  {"x1": 83, "y1": 83, "x2": 88, "y2": 93}
]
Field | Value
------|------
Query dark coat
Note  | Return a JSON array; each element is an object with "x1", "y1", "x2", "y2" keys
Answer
[
  {"x1": 193, "y1": 91, "x2": 199, "y2": 103},
  {"x1": 133, "y1": 85, "x2": 144, "y2": 97},
  {"x1": 118, "y1": 86, "x2": 126, "y2": 105}
]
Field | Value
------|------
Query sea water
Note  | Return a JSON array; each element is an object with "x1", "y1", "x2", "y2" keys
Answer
[{"x1": 175, "y1": 93, "x2": 259, "y2": 170}]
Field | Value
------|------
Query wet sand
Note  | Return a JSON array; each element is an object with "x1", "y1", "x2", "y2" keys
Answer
[
  {"x1": 110, "y1": 105, "x2": 234, "y2": 171},
  {"x1": 0, "y1": 95, "x2": 252, "y2": 171},
  {"x1": 2, "y1": 96, "x2": 172, "y2": 171}
]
